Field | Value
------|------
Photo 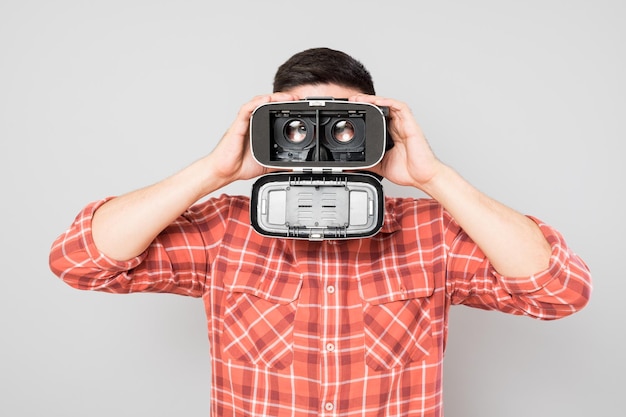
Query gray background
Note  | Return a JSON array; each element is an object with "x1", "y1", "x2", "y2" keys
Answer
[{"x1": 1, "y1": 0, "x2": 623, "y2": 416}]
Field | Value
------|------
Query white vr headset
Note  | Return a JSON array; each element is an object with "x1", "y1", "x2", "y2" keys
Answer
[{"x1": 249, "y1": 97, "x2": 392, "y2": 241}]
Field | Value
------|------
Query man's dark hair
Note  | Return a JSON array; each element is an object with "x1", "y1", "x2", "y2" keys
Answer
[{"x1": 273, "y1": 47, "x2": 375, "y2": 95}]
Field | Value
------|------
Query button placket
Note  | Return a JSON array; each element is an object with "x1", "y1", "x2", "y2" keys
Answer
[{"x1": 320, "y1": 243, "x2": 341, "y2": 415}]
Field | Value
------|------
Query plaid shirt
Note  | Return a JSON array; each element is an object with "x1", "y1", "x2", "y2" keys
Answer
[{"x1": 49, "y1": 194, "x2": 591, "y2": 417}]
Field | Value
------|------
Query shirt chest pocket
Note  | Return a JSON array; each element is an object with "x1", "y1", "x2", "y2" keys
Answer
[
  {"x1": 221, "y1": 266, "x2": 303, "y2": 369},
  {"x1": 358, "y1": 271, "x2": 435, "y2": 371}
]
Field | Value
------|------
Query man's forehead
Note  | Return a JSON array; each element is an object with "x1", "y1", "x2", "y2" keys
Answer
[{"x1": 282, "y1": 83, "x2": 363, "y2": 100}]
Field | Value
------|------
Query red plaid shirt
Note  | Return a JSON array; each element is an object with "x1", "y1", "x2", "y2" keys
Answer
[{"x1": 49, "y1": 194, "x2": 591, "y2": 416}]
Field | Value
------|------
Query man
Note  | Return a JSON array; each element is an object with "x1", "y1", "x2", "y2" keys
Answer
[{"x1": 49, "y1": 47, "x2": 592, "y2": 416}]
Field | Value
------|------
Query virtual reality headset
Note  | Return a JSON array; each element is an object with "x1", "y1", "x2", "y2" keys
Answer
[{"x1": 249, "y1": 97, "x2": 391, "y2": 240}]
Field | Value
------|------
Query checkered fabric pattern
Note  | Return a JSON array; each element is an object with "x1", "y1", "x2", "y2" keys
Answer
[{"x1": 49, "y1": 194, "x2": 592, "y2": 416}]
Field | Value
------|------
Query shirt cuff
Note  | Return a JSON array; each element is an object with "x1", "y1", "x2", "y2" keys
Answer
[{"x1": 78, "y1": 197, "x2": 147, "y2": 272}]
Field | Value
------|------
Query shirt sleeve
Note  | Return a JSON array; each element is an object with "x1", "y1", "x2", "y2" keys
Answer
[
  {"x1": 48, "y1": 195, "x2": 234, "y2": 298},
  {"x1": 444, "y1": 214, "x2": 592, "y2": 320}
]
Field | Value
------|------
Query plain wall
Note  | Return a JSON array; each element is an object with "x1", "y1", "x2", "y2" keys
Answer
[{"x1": 1, "y1": 0, "x2": 623, "y2": 415}]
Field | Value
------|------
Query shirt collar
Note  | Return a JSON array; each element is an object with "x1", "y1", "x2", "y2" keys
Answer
[{"x1": 380, "y1": 198, "x2": 402, "y2": 234}]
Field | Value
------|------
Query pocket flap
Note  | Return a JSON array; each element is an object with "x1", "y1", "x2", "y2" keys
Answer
[
  {"x1": 359, "y1": 270, "x2": 434, "y2": 304},
  {"x1": 224, "y1": 264, "x2": 302, "y2": 305}
]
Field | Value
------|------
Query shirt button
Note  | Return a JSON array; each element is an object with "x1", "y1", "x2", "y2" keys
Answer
[
  {"x1": 326, "y1": 343, "x2": 335, "y2": 352},
  {"x1": 324, "y1": 402, "x2": 334, "y2": 411},
  {"x1": 326, "y1": 285, "x2": 335, "y2": 294}
]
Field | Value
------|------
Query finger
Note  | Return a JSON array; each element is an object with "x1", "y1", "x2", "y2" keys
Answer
[
  {"x1": 238, "y1": 92, "x2": 299, "y2": 122},
  {"x1": 349, "y1": 93, "x2": 391, "y2": 105},
  {"x1": 229, "y1": 94, "x2": 278, "y2": 136},
  {"x1": 349, "y1": 95, "x2": 413, "y2": 121},
  {"x1": 269, "y1": 92, "x2": 299, "y2": 102}
]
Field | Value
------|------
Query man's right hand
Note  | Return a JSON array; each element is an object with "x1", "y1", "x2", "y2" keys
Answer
[
  {"x1": 90, "y1": 92, "x2": 296, "y2": 261},
  {"x1": 203, "y1": 92, "x2": 298, "y2": 191}
]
